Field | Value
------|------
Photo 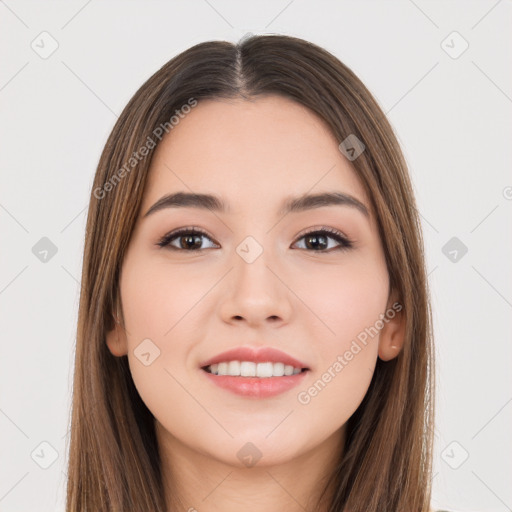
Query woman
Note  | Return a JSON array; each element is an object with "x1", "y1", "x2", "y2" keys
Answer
[{"x1": 66, "y1": 34, "x2": 437, "y2": 511}]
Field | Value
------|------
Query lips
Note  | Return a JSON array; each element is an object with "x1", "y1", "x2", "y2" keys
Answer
[{"x1": 199, "y1": 346, "x2": 310, "y2": 370}]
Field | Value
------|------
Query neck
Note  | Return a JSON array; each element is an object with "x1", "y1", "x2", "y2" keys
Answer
[{"x1": 156, "y1": 422, "x2": 345, "y2": 512}]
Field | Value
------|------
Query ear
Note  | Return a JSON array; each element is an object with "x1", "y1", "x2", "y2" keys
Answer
[
  {"x1": 105, "y1": 309, "x2": 129, "y2": 357},
  {"x1": 378, "y1": 292, "x2": 406, "y2": 362}
]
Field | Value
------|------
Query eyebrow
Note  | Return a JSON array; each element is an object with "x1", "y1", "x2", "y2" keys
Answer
[{"x1": 143, "y1": 191, "x2": 370, "y2": 219}]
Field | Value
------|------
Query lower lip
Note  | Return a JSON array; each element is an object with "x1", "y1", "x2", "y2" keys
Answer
[{"x1": 200, "y1": 368, "x2": 309, "y2": 398}]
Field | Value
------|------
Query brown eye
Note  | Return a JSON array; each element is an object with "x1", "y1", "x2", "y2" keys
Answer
[
  {"x1": 156, "y1": 226, "x2": 353, "y2": 253},
  {"x1": 293, "y1": 227, "x2": 353, "y2": 252},
  {"x1": 157, "y1": 227, "x2": 218, "y2": 251}
]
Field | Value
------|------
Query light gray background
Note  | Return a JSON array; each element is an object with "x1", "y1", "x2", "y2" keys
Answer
[{"x1": 1, "y1": 1, "x2": 511, "y2": 511}]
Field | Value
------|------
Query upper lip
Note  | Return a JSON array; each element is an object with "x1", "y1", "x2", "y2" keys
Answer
[{"x1": 200, "y1": 346, "x2": 310, "y2": 370}]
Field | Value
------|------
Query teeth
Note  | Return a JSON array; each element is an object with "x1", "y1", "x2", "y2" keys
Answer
[
  {"x1": 206, "y1": 361, "x2": 304, "y2": 377},
  {"x1": 284, "y1": 365, "x2": 293, "y2": 376},
  {"x1": 228, "y1": 361, "x2": 240, "y2": 375},
  {"x1": 240, "y1": 361, "x2": 256, "y2": 377}
]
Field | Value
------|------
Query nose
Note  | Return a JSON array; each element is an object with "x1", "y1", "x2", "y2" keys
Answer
[{"x1": 217, "y1": 243, "x2": 293, "y2": 328}]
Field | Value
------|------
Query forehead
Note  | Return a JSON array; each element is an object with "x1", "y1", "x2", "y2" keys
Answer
[{"x1": 141, "y1": 96, "x2": 371, "y2": 218}]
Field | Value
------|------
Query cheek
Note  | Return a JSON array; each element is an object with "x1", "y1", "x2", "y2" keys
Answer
[
  {"x1": 121, "y1": 255, "x2": 209, "y2": 344},
  {"x1": 119, "y1": 258, "x2": 208, "y2": 436},
  {"x1": 293, "y1": 253, "x2": 389, "y2": 349},
  {"x1": 291, "y1": 255, "x2": 387, "y2": 413}
]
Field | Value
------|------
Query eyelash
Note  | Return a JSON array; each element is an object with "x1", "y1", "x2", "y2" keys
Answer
[{"x1": 156, "y1": 225, "x2": 354, "y2": 253}]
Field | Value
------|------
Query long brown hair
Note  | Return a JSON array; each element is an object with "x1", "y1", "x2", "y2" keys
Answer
[{"x1": 66, "y1": 34, "x2": 435, "y2": 512}]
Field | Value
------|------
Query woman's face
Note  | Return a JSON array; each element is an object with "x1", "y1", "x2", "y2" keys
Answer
[{"x1": 107, "y1": 95, "x2": 403, "y2": 469}]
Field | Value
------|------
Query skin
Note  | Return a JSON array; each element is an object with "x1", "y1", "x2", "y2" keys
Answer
[{"x1": 106, "y1": 95, "x2": 405, "y2": 511}]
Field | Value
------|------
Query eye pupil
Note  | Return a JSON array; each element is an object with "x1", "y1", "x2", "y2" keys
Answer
[
  {"x1": 305, "y1": 234, "x2": 328, "y2": 251},
  {"x1": 158, "y1": 227, "x2": 351, "y2": 253},
  {"x1": 181, "y1": 234, "x2": 202, "y2": 250}
]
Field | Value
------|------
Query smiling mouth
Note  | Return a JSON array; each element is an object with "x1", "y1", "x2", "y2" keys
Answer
[
  {"x1": 201, "y1": 361, "x2": 309, "y2": 378},
  {"x1": 200, "y1": 360, "x2": 310, "y2": 398}
]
